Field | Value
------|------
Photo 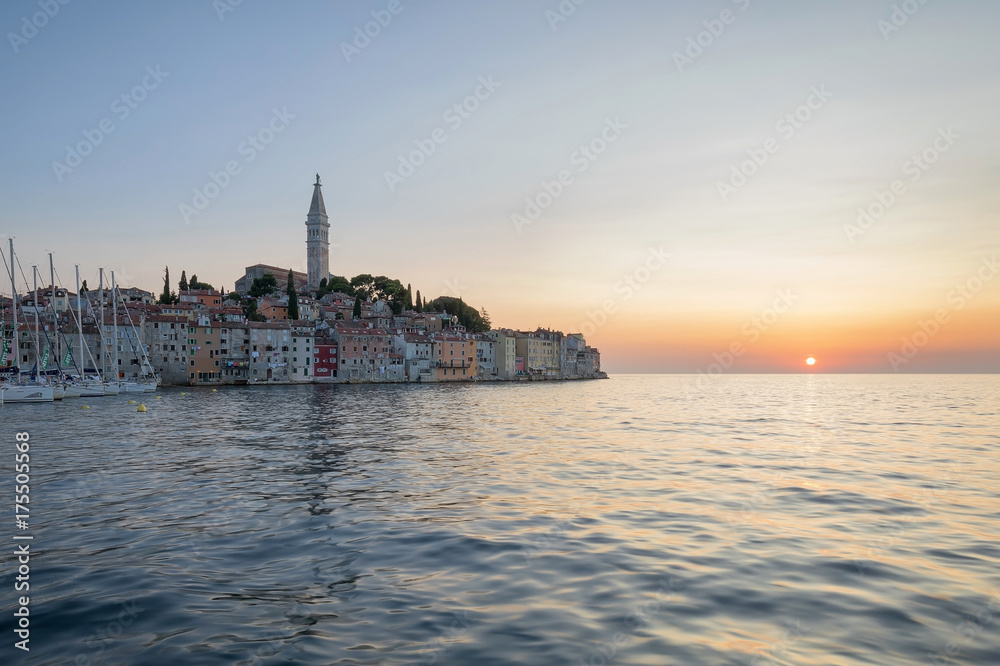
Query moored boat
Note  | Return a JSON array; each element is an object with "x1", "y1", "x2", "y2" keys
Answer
[{"x1": 1, "y1": 383, "x2": 54, "y2": 403}]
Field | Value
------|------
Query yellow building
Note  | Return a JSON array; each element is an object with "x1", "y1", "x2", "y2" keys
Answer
[{"x1": 515, "y1": 331, "x2": 560, "y2": 375}]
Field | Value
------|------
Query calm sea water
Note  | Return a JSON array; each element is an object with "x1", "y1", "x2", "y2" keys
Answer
[{"x1": 1, "y1": 375, "x2": 998, "y2": 665}]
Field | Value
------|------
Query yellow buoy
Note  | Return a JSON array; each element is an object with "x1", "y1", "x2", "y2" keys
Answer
[
  {"x1": 128, "y1": 400, "x2": 136, "y2": 405},
  {"x1": 81, "y1": 405, "x2": 90, "y2": 409},
  {"x1": 136, "y1": 403, "x2": 147, "y2": 412},
  {"x1": 155, "y1": 396, "x2": 161, "y2": 400},
  {"x1": 212, "y1": 388, "x2": 217, "y2": 392}
]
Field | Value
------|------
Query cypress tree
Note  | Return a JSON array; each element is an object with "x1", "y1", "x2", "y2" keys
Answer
[
  {"x1": 415, "y1": 290, "x2": 422, "y2": 312},
  {"x1": 352, "y1": 294, "x2": 362, "y2": 320},
  {"x1": 287, "y1": 270, "x2": 299, "y2": 320},
  {"x1": 406, "y1": 283, "x2": 413, "y2": 310},
  {"x1": 178, "y1": 270, "x2": 188, "y2": 292},
  {"x1": 159, "y1": 267, "x2": 172, "y2": 304}
]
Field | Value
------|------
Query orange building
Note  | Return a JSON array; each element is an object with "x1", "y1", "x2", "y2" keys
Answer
[
  {"x1": 260, "y1": 298, "x2": 289, "y2": 321},
  {"x1": 179, "y1": 289, "x2": 223, "y2": 307},
  {"x1": 433, "y1": 334, "x2": 477, "y2": 381},
  {"x1": 187, "y1": 320, "x2": 222, "y2": 383}
]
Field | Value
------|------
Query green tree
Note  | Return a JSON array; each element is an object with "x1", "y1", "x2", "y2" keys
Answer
[
  {"x1": 248, "y1": 273, "x2": 278, "y2": 298},
  {"x1": 287, "y1": 270, "x2": 299, "y2": 320},
  {"x1": 349, "y1": 274, "x2": 374, "y2": 300},
  {"x1": 158, "y1": 266, "x2": 173, "y2": 305},
  {"x1": 178, "y1": 270, "x2": 188, "y2": 292},
  {"x1": 352, "y1": 294, "x2": 362, "y2": 320},
  {"x1": 327, "y1": 275, "x2": 352, "y2": 295},
  {"x1": 189, "y1": 275, "x2": 214, "y2": 291},
  {"x1": 415, "y1": 290, "x2": 422, "y2": 312},
  {"x1": 427, "y1": 296, "x2": 491, "y2": 333},
  {"x1": 243, "y1": 299, "x2": 266, "y2": 322}
]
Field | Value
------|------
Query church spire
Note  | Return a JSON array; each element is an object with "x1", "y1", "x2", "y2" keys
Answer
[{"x1": 309, "y1": 173, "x2": 327, "y2": 217}]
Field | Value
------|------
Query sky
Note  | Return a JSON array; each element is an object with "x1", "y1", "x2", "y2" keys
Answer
[{"x1": 0, "y1": 0, "x2": 997, "y2": 373}]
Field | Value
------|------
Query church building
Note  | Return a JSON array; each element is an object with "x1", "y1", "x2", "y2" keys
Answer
[{"x1": 234, "y1": 174, "x2": 332, "y2": 294}]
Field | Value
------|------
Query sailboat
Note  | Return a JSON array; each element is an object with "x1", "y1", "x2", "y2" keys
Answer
[
  {"x1": 57, "y1": 261, "x2": 106, "y2": 398},
  {"x1": 1, "y1": 239, "x2": 53, "y2": 403},
  {"x1": 110, "y1": 271, "x2": 158, "y2": 393}
]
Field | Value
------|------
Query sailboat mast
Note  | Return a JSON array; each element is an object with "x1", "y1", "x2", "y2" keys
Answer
[
  {"x1": 99, "y1": 268, "x2": 105, "y2": 379},
  {"x1": 49, "y1": 253, "x2": 57, "y2": 373},
  {"x1": 112, "y1": 271, "x2": 119, "y2": 380},
  {"x1": 9, "y1": 239, "x2": 18, "y2": 375},
  {"x1": 32, "y1": 266, "x2": 40, "y2": 374},
  {"x1": 75, "y1": 265, "x2": 83, "y2": 376}
]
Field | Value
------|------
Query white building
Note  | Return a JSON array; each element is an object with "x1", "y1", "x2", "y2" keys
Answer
[
  {"x1": 290, "y1": 322, "x2": 315, "y2": 382},
  {"x1": 476, "y1": 337, "x2": 497, "y2": 379}
]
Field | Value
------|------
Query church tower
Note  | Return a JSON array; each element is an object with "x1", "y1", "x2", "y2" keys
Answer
[{"x1": 305, "y1": 174, "x2": 330, "y2": 291}]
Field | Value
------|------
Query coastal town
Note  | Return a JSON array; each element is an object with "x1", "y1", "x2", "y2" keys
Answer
[{"x1": 1, "y1": 176, "x2": 603, "y2": 388}]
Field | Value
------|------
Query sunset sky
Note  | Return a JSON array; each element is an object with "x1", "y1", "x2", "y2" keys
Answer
[{"x1": 1, "y1": 0, "x2": 997, "y2": 373}]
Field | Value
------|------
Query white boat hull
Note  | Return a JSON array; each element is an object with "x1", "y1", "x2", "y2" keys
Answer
[
  {"x1": 1, "y1": 385, "x2": 55, "y2": 403},
  {"x1": 103, "y1": 383, "x2": 121, "y2": 395},
  {"x1": 63, "y1": 385, "x2": 83, "y2": 398},
  {"x1": 72, "y1": 382, "x2": 106, "y2": 397}
]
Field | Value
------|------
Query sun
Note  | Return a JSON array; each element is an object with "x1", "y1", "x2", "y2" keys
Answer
[{"x1": 806, "y1": 357, "x2": 817, "y2": 366}]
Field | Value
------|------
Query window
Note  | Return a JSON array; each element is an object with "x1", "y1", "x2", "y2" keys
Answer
[{"x1": 190, "y1": 360, "x2": 195, "y2": 366}]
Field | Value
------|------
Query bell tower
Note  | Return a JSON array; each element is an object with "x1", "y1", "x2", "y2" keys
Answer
[{"x1": 305, "y1": 173, "x2": 330, "y2": 291}]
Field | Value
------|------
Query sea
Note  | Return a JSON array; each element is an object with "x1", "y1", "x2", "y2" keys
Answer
[{"x1": 1, "y1": 374, "x2": 998, "y2": 665}]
